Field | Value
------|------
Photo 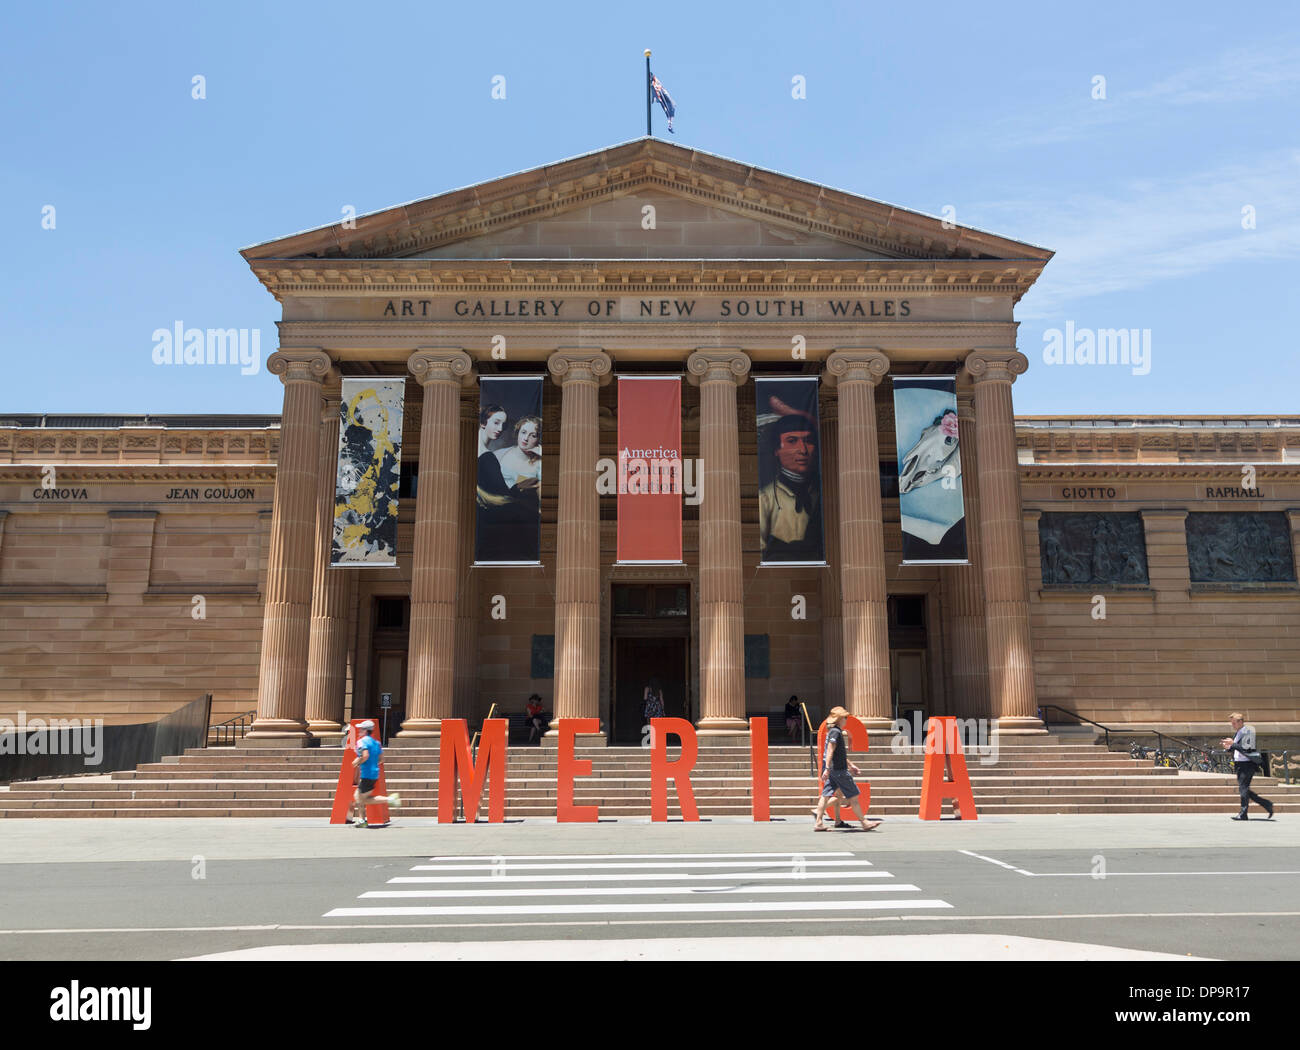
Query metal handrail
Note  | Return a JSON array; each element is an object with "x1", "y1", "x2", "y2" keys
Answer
[
  {"x1": 799, "y1": 702, "x2": 817, "y2": 775},
  {"x1": 208, "y1": 709, "x2": 256, "y2": 747},
  {"x1": 470, "y1": 702, "x2": 498, "y2": 752},
  {"x1": 1037, "y1": 704, "x2": 1114, "y2": 747}
]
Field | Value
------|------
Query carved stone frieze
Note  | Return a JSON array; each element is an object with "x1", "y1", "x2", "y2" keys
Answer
[
  {"x1": 1038, "y1": 512, "x2": 1149, "y2": 586},
  {"x1": 1186, "y1": 512, "x2": 1295, "y2": 584}
]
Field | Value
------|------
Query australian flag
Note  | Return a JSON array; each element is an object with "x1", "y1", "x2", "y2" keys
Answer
[{"x1": 650, "y1": 73, "x2": 676, "y2": 134}]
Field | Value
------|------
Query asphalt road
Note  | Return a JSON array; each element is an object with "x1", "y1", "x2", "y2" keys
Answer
[{"x1": 0, "y1": 816, "x2": 1297, "y2": 961}]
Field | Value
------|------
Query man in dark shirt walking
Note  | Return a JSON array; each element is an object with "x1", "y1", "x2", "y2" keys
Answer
[
  {"x1": 1222, "y1": 712, "x2": 1274, "y2": 822},
  {"x1": 814, "y1": 707, "x2": 881, "y2": 832}
]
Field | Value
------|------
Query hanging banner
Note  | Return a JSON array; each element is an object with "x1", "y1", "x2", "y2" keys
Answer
[
  {"x1": 475, "y1": 376, "x2": 543, "y2": 564},
  {"x1": 332, "y1": 378, "x2": 404, "y2": 566},
  {"x1": 891, "y1": 376, "x2": 968, "y2": 564},
  {"x1": 755, "y1": 377, "x2": 825, "y2": 565},
  {"x1": 617, "y1": 376, "x2": 682, "y2": 563}
]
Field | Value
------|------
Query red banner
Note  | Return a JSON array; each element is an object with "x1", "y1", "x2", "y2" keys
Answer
[{"x1": 617, "y1": 377, "x2": 682, "y2": 563}]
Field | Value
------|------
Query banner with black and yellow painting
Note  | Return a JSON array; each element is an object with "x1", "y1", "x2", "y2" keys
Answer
[
  {"x1": 891, "y1": 376, "x2": 968, "y2": 564},
  {"x1": 332, "y1": 378, "x2": 404, "y2": 566},
  {"x1": 755, "y1": 376, "x2": 825, "y2": 565},
  {"x1": 475, "y1": 376, "x2": 543, "y2": 565}
]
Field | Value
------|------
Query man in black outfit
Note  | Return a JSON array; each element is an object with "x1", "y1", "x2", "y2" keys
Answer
[{"x1": 1222, "y1": 712, "x2": 1274, "y2": 821}]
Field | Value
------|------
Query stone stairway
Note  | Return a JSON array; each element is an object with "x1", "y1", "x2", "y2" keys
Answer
[{"x1": 1, "y1": 737, "x2": 1297, "y2": 817}]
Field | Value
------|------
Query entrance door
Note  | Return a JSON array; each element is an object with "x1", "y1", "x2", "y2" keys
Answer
[
  {"x1": 368, "y1": 597, "x2": 409, "y2": 743},
  {"x1": 371, "y1": 651, "x2": 407, "y2": 744},
  {"x1": 612, "y1": 637, "x2": 689, "y2": 745},
  {"x1": 890, "y1": 650, "x2": 929, "y2": 743}
]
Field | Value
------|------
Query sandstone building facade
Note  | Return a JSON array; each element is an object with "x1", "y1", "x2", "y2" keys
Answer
[{"x1": 1, "y1": 141, "x2": 1297, "y2": 740}]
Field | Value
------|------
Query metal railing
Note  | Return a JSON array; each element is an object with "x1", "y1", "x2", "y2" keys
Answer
[
  {"x1": 1278, "y1": 751, "x2": 1295, "y2": 784},
  {"x1": 208, "y1": 709, "x2": 255, "y2": 747},
  {"x1": 800, "y1": 702, "x2": 818, "y2": 775},
  {"x1": 470, "y1": 702, "x2": 498, "y2": 752},
  {"x1": 1037, "y1": 704, "x2": 1115, "y2": 747}
]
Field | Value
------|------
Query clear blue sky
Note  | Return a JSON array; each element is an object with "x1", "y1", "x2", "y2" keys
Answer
[{"x1": 2, "y1": 0, "x2": 1296, "y2": 416}]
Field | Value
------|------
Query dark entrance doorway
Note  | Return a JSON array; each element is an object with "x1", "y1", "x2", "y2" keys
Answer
[
  {"x1": 368, "y1": 596, "x2": 409, "y2": 743},
  {"x1": 887, "y1": 594, "x2": 929, "y2": 743},
  {"x1": 612, "y1": 637, "x2": 689, "y2": 745},
  {"x1": 610, "y1": 583, "x2": 691, "y2": 746}
]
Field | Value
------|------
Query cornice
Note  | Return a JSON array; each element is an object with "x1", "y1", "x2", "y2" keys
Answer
[
  {"x1": 0, "y1": 466, "x2": 277, "y2": 482},
  {"x1": 1022, "y1": 465, "x2": 1300, "y2": 481},
  {"x1": 252, "y1": 258, "x2": 1043, "y2": 302}
]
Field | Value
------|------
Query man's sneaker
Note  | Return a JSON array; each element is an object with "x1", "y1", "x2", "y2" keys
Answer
[
  {"x1": 387, "y1": 792, "x2": 402, "y2": 809},
  {"x1": 354, "y1": 819, "x2": 368, "y2": 828}
]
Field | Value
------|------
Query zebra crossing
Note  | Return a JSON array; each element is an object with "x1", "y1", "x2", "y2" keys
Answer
[{"x1": 323, "y1": 851, "x2": 953, "y2": 922}]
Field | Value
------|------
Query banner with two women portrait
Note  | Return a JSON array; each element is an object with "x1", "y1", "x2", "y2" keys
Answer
[
  {"x1": 474, "y1": 377, "x2": 544, "y2": 564},
  {"x1": 891, "y1": 376, "x2": 968, "y2": 564}
]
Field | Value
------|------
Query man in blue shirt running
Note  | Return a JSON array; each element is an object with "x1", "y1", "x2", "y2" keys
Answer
[{"x1": 349, "y1": 720, "x2": 401, "y2": 827}]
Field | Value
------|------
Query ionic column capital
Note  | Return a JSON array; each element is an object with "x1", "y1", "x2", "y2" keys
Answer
[
  {"x1": 320, "y1": 390, "x2": 342, "y2": 424},
  {"x1": 686, "y1": 349, "x2": 750, "y2": 386},
  {"x1": 956, "y1": 388, "x2": 976, "y2": 422},
  {"x1": 823, "y1": 349, "x2": 889, "y2": 387},
  {"x1": 548, "y1": 349, "x2": 613, "y2": 386},
  {"x1": 408, "y1": 348, "x2": 474, "y2": 387},
  {"x1": 963, "y1": 350, "x2": 1029, "y2": 386},
  {"x1": 267, "y1": 350, "x2": 332, "y2": 385}
]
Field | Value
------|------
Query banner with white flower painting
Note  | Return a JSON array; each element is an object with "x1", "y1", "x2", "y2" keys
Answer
[{"x1": 891, "y1": 376, "x2": 968, "y2": 564}]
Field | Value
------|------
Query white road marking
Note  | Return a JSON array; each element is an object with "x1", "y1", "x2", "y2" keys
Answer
[
  {"x1": 958, "y1": 849, "x2": 1035, "y2": 876},
  {"x1": 360, "y1": 884, "x2": 923, "y2": 899},
  {"x1": 324, "y1": 900, "x2": 954, "y2": 918},
  {"x1": 7, "y1": 911, "x2": 1300, "y2": 936},
  {"x1": 409, "y1": 860, "x2": 875, "y2": 871},
  {"x1": 388, "y1": 870, "x2": 895, "y2": 884},
  {"x1": 959, "y1": 850, "x2": 1300, "y2": 878},
  {"x1": 425, "y1": 852, "x2": 855, "y2": 862},
  {"x1": 180, "y1": 934, "x2": 1206, "y2": 961}
]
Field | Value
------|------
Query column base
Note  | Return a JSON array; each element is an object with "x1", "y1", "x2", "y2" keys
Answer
[
  {"x1": 390, "y1": 721, "x2": 442, "y2": 747},
  {"x1": 695, "y1": 717, "x2": 751, "y2": 746},
  {"x1": 992, "y1": 716, "x2": 1048, "y2": 735},
  {"x1": 541, "y1": 730, "x2": 607, "y2": 747},
  {"x1": 307, "y1": 720, "x2": 343, "y2": 739},
  {"x1": 239, "y1": 719, "x2": 312, "y2": 748}
]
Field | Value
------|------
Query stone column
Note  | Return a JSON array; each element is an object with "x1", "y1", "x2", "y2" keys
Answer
[
  {"x1": 244, "y1": 349, "x2": 331, "y2": 746},
  {"x1": 963, "y1": 350, "x2": 1044, "y2": 734},
  {"x1": 452, "y1": 402, "x2": 480, "y2": 720},
  {"x1": 940, "y1": 388, "x2": 991, "y2": 720},
  {"x1": 819, "y1": 392, "x2": 845, "y2": 712},
  {"x1": 545, "y1": 350, "x2": 612, "y2": 745},
  {"x1": 305, "y1": 389, "x2": 350, "y2": 737},
  {"x1": 824, "y1": 350, "x2": 892, "y2": 731},
  {"x1": 686, "y1": 350, "x2": 751, "y2": 745},
  {"x1": 399, "y1": 349, "x2": 474, "y2": 740}
]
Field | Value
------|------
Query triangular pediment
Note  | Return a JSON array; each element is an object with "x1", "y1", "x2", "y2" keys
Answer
[
  {"x1": 405, "y1": 189, "x2": 901, "y2": 261},
  {"x1": 242, "y1": 139, "x2": 1051, "y2": 268}
]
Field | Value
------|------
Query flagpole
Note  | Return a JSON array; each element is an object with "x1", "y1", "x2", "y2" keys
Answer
[{"x1": 645, "y1": 49, "x2": 652, "y2": 136}]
